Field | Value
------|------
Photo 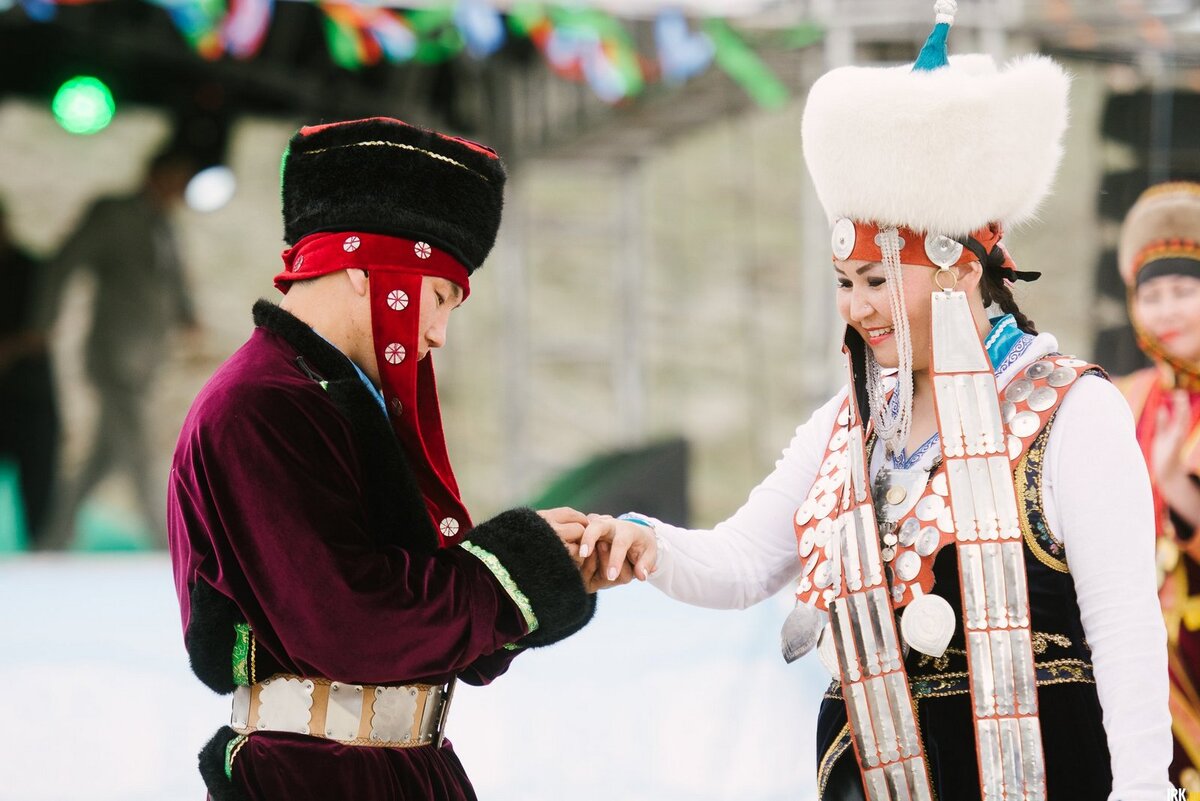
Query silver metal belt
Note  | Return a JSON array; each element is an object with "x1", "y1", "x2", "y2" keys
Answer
[{"x1": 230, "y1": 674, "x2": 456, "y2": 748}]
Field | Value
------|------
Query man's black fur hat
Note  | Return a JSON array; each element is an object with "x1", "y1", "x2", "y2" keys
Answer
[{"x1": 281, "y1": 117, "x2": 506, "y2": 274}]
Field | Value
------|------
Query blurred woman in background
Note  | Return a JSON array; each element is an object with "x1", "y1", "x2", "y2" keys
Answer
[{"x1": 1118, "y1": 182, "x2": 1200, "y2": 792}]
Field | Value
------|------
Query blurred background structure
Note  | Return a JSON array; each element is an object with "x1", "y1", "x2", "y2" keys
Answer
[{"x1": 2, "y1": 0, "x2": 1200, "y2": 798}]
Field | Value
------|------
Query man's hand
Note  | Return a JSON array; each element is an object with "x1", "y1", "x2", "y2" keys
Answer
[{"x1": 537, "y1": 507, "x2": 588, "y2": 566}]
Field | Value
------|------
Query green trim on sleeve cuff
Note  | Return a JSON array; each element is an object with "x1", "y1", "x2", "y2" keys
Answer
[
  {"x1": 224, "y1": 733, "x2": 248, "y2": 780},
  {"x1": 460, "y1": 541, "x2": 540, "y2": 634},
  {"x1": 232, "y1": 623, "x2": 251, "y2": 687}
]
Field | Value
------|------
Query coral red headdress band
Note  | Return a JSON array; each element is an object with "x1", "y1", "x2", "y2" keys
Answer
[{"x1": 831, "y1": 218, "x2": 1038, "y2": 282}]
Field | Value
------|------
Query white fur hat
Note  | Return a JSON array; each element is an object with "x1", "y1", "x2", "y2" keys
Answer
[{"x1": 801, "y1": 52, "x2": 1071, "y2": 238}]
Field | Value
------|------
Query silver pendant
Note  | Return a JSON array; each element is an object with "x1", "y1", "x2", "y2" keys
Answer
[
  {"x1": 900, "y1": 591, "x2": 956, "y2": 657},
  {"x1": 898, "y1": 517, "x2": 921, "y2": 547},
  {"x1": 781, "y1": 600, "x2": 826, "y2": 663}
]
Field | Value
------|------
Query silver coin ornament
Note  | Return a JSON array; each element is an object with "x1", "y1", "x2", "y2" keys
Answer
[
  {"x1": 795, "y1": 501, "x2": 815, "y2": 527},
  {"x1": 1009, "y1": 410, "x2": 1040, "y2": 438},
  {"x1": 899, "y1": 517, "x2": 921, "y2": 547},
  {"x1": 1008, "y1": 434, "x2": 1023, "y2": 459},
  {"x1": 1004, "y1": 379, "x2": 1033, "y2": 404},
  {"x1": 924, "y1": 233, "x2": 964, "y2": 268},
  {"x1": 832, "y1": 218, "x2": 856, "y2": 260},
  {"x1": 916, "y1": 494, "x2": 945, "y2": 522},
  {"x1": 915, "y1": 526, "x2": 941, "y2": 557},
  {"x1": 814, "y1": 561, "x2": 833, "y2": 588},
  {"x1": 799, "y1": 527, "x2": 816, "y2": 557},
  {"x1": 1027, "y1": 386, "x2": 1057, "y2": 413},
  {"x1": 1025, "y1": 360, "x2": 1054, "y2": 381},
  {"x1": 1047, "y1": 367, "x2": 1077, "y2": 388},
  {"x1": 892, "y1": 582, "x2": 907, "y2": 602},
  {"x1": 881, "y1": 545, "x2": 897, "y2": 563},
  {"x1": 931, "y1": 472, "x2": 949, "y2": 497},
  {"x1": 802, "y1": 552, "x2": 820, "y2": 577},
  {"x1": 900, "y1": 593, "x2": 956, "y2": 658},
  {"x1": 895, "y1": 550, "x2": 922, "y2": 581},
  {"x1": 1000, "y1": 401, "x2": 1017, "y2": 424},
  {"x1": 815, "y1": 492, "x2": 836, "y2": 519},
  {"x1": 1056, "y1": 357, "x2": 1088, "y2": 368},
  {"x1": 781, "y1": 601, "x2": 826, "y2": 664},
  {"x1": 815, "y1": 517, "x2": 834, "y2": 547}
]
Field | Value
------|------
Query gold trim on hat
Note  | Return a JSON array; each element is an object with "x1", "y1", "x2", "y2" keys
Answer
[{"x1": 299, "y1": 140, "x2": 493, "y2": 183}]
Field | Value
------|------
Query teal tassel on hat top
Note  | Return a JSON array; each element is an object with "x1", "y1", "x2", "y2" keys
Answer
[{"x1": 912, "y1": 0, "x2": 957, "y2": 72}]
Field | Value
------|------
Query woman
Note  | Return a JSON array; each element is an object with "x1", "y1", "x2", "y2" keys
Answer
[
  {"x1": 576, "y1": 5, "x2": 1171, "y2": 800},
  {"x1": 1118, "y1": 181, "x2": 1200, "y2": 791}
]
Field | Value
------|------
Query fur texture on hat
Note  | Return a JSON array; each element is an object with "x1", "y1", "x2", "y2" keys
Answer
[
  {"x1": 281, "y1": 117, "x2": 506, "y2": 273},
  {"x1": 801, "y1": 54, "x2": 1070, "y2": 237},
  {"x1": 1118, "y1": 182, "x2": 1200, "y2": 285}
]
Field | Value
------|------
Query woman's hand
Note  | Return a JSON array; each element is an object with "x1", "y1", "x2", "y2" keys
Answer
[{"x1": 578, "y1": 514, "x2": 658, "y2": 584}]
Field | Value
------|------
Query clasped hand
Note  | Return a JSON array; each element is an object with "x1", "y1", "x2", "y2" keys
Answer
[{"x1": 536, "y1": 507, "x2": 658, "y2": 593}]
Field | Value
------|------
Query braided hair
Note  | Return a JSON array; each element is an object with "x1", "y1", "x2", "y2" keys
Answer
[{"x1": 974, "y1": 239, "x2": 1039, "y2": 335}]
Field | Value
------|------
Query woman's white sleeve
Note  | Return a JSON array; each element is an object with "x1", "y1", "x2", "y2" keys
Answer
[
  {"x1": 644, "y1": 388, "x2": 848, "y2": 610},
  {"x1": 1044, "y1": 375, "x2": 1172, "y2": 801}
]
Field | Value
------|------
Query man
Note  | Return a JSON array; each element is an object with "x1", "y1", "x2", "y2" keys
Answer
[
  {"x1": 0, "y1": 197, "x2": 58, "y2": 545},
  {"x1": 36, "y1": 149, "x2": 200, "y2": 548},
  {"x1": 167, "y1": 117, "x2": 597, "y2": 800}
]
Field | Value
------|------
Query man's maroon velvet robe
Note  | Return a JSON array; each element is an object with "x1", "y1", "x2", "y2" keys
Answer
[{"x1": 168, "y1": 302, "x2": 593, "y2": 801}]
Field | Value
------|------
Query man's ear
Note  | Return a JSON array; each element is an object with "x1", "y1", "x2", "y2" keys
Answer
[{"x1": 346, "y1": 268, "x2": 370, "y2": 296}]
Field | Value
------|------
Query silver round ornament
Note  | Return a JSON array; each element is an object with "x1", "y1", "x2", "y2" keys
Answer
[
  {"x1": 831, "y1": 218, "x2": 856, "y2": 260},
  {"x1": 1047, "y1": 367, "x2": 1077, "y2": 388},
  {"x1": 915, "y1": 526, "x2": 941, "y2": 557},
  {"x1": 1025, "y1": 360, "x2": 1054, "y2": 381},
  {"x1": 1028, "y1": 386, "x2": 1058, "y2": 413},
  {"x1": 1004, "y1": 379, "x2": 1033, "y2": 404},
  {"x1": 924, "y1": 233, "x2": 964, "y2": 268},
  {"x1": 1010, "y1": 410, "x2": 1040, "y2": 438}
]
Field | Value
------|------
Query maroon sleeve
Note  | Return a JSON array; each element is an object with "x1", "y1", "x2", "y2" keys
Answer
[{"x1": 171, "y1": 380, "x2": 553, "y2": 685}]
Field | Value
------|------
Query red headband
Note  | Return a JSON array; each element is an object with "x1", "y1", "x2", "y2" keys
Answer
[
  {"x1": 837, "y1": 220, "x2": 1004, "y2": 269},
  {"x1": 276, "y1": 232, "x2": 471, "y2": 298}
]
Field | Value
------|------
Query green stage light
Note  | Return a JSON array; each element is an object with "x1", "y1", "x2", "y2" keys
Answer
[{"x1": 52, "y1": 77, "x2": 116, "y2": 135}]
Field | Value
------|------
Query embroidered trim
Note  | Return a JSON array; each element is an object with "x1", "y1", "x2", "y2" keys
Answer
[
  {"x1": 232, "y1": 623, "x2": 251, "y2": 687},
  {"x1": 224, "y1": 733, "x2": 249, "y2": 780},
  {"x1": 994, "y1": 334, "x2": 1035, "y2": 376},
  {"x1": 823, "y1": 657, "x2": 1095, "y2": 701},
  {"x1": 817, "y1": 723, "x2": 853, "y2": 797},
  {"x1": 460, "y1": 542, "x2": 540, "y2": 634},
  {"x1": 1017, "y1": 420, "x2": 1069, "y2": 573},
  {"x1": 502, "y1": 642, "x2": 522, "y2": 651},
  {"x1": 1031, "y1": 631, "x2": 1072, "y2": 654}
]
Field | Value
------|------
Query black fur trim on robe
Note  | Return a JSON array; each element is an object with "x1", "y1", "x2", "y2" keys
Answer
[
  {"x1": 198, "y1": 727, "x2": 250, "y2": 801},
  {"x1": 464, "y1": 507, "x2": 596, "y2": 647},
  {"x1": 252, "y1": 299, "x2": 440, "y2": 554},
  {"x1": 186, "y1": 579, "x2": 241, "y2": 694}
]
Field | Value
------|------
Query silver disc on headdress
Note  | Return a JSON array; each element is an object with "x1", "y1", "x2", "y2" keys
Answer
[
  {"x1": 832, "y1": 218, "x2": 856, "y2": 260},
  {"x1": 924, "y1": 233, "x2": 964, "y2": 268}
]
